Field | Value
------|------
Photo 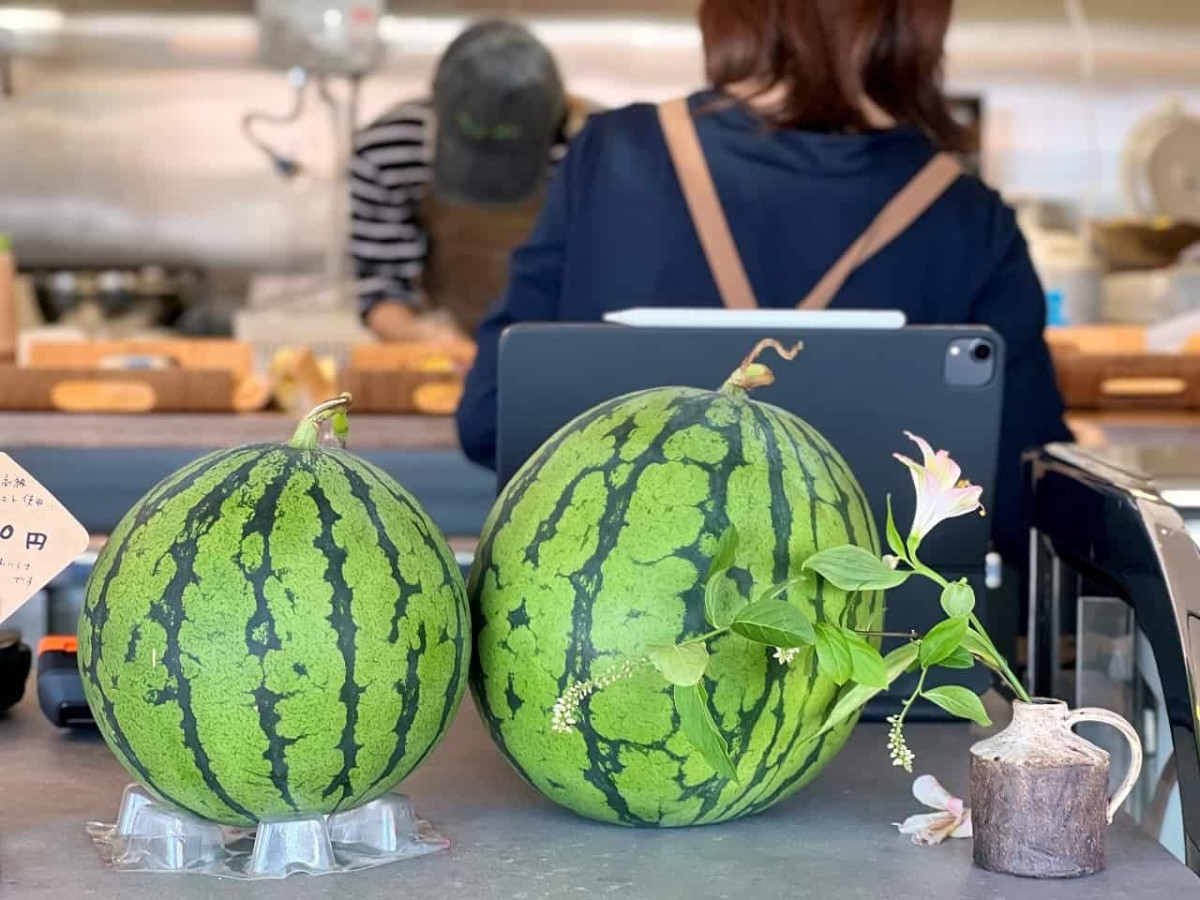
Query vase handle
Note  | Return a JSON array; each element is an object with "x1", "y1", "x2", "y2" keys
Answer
[{"x1": 1065, "y1": 707, "x2": 1144, "y2": 823}]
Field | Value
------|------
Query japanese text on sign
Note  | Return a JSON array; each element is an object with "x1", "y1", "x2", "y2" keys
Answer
[{"x1": 0, "y1": 453, "x2": 90, "y2": 622}]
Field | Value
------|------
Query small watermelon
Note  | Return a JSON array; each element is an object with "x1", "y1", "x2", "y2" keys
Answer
[
  {"x1": 78, "y1": 395, "x2": 469, "y2": 826},
  {"x1": 469, "y1": 342, "x2": 883, "y2": 827}
]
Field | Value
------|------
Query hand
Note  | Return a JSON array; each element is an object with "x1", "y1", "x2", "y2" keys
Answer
[{"x1": 367, "y1": 302, "x2": 465, "y2": 343}]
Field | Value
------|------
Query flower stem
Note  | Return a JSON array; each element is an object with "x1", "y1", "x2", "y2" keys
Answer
[
  {"x1": 909, "y1": 555, "x2": 1030, "y2": 702},
  {"x1": 905, "y1": 667, "x2": 929, "y2": 718},
  {"x1": 855, "y1": 629, "x2": 920, "y2": 640},
  {"x1": 681, "y1": 628, "x2": 727, "y2": 646}
]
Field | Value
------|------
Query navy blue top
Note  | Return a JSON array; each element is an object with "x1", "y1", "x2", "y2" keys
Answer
[{"x1": 457, "y1": 92, "x2": 1071, "y2": 559}]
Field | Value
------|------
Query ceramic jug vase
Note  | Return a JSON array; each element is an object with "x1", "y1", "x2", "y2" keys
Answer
[{"x1": 970, "y1": 698, "x2": 1143, "y2": 878}]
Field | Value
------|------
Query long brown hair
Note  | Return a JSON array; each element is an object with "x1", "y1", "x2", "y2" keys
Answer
[{"x1": 699, "y1": 0, "x2": 969, "y2": 151}]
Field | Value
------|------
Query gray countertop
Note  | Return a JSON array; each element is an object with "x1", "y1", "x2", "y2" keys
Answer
[{"x1": 1, "y1": 685, "x2": 1194, "y2": 899}]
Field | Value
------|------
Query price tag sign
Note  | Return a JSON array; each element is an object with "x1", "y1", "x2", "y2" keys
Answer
[{"x1": 0, "y1": 453, "x2": 90, "y2": 622}]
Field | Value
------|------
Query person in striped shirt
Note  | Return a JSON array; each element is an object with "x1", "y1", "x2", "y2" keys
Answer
[{"x1": 351, "y1": 20, "x2": 590, "y2": 342}]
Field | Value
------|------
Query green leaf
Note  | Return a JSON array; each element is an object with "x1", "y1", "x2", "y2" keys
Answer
[
  {"x1": 919, "y1": 615, "x2": 969, "y2": 668},
  {"x1": 803, "y1": 545, "x2": 911, "y2": 592},
  {"x1": 940, "y1": 581, "x2": 976, "y2": 618},
  {"x1": 647, "y1": 643, "x2": 710, "y2": 687},
  {"x1": 841, "y1": 628, "x2": 889, "y2": 688},
  {"x1": 817, "y1": 643, "x2": 918, "y2": 738},
  {"x1": 922, "y1": 685, "x2": 992, "y2": 726},
  {"x1": 813, "y1": 623, "x2": 853, "y2": 685},
  {"x1": 705, "y1": 525, "x2": 739, "y2": 583},
  {"x1": 674, "y1": 683, "x2": 738, "y2": 781},
  {"x1": 885, "y1": 495, "x2": 906, "y2": 560},
  {"x1": 938, "y1": 645, "x2": 976, "y2": 670},
  {"x1": 730, "y1": 599, "x2": 816, "y2": 648},
  {"x1": 961, "y1": 628, "x2": 1001, "y2": 669},
  {"x1": 756, "y1": 575, "x2": 810, "y2": 605},
  {"x1": 704, "y1": 571, "x2": 746, "y2": 630}
]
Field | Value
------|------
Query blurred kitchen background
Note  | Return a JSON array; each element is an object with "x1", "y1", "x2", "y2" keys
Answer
[
  {"x1": 0, "y1": 0, "x2": 1196, "y2": 348},
  {"x1": 2, "y1": 3, "x2": 1199, "y2": 862}
]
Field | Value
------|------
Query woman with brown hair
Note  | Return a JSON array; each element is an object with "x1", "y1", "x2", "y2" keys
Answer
[{"x1": 457, "y1": 0, "x2": 1070, "y2": 561}]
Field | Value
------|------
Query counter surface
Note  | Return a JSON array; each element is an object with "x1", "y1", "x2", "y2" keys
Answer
[
  {"x1": 0, "y1": 410, "x2": 1196, "y2": 452},
  {"x1": 0, "y1": 413, "x2": 459, "y2": 450},
  {"x1": 1, "y1": 685, "x2": 1193, "y2": 900}
]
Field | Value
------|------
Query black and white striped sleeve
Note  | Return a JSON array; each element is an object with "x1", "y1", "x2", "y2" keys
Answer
[{"x1": 349, "y1": 102, "x2": 434, "y2": 318}]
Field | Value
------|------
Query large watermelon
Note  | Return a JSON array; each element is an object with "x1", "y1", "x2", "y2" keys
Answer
[
  {"x1": 78, "y1": 395, "x2": 469, "y2": 826},
  {"x1": 469, "y1": 346, "x2": 883, "y2": 826}
]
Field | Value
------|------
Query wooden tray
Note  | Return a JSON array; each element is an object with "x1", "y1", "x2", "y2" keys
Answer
[
  {"x1": 25, "y1": 339, "x2": 253, "y2": 379},
  {"x1": 1047, "y1": 327, "x2": 1200, "y2": 410},
  {"x1": 1051, "y1": 352, "x2": 1200, "y2": 410},
  {"x1": 0, "y1": 366, "x2": 235, "y2": 413},
  {"x1": 349, "y1": 342, "x2": 475, "y2": 372},
  {"x1": 340, "y1": 371, "x2": 463, "y2": 415},
  {"x1": 342, "y1": 341, "x2": 474, "y2": 415}
]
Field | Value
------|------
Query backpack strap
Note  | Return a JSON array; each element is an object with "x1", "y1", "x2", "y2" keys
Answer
[
  {"x1": 798, "y1": 153, "x2": 963, "y2": 310},
  {"x1": 658, "y1": 98, "x2": 758, "y2": 309},
  {"x1": 658, "y1": 98, "x2": 964, "y2": 312}
]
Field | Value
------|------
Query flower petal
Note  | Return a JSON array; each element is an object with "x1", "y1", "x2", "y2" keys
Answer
[
  {"x1": 895, "y1": 811, "x2": 964, "y2": 845},
  {"x1": 903, "y1": 432, "x2": 938, "y2": 469},
  {"x1": 912, "y1": 774, "x2": 956, "y2": 812},
  {"x1": 951, "y1": 810, "x2": 973, "y2": 839}
]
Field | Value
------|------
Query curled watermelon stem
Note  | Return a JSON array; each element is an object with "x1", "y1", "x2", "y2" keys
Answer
[
  {"x1": 290, "y1": 392, "x2": 354, "y2": 450},
  {"x1": 722, "y1": 339, "x2": 804, "y2": 394}
]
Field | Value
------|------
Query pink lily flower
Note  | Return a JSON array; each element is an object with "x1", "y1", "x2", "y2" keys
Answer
[
  {"x1": 894, "y1": 432, "x2": 985, "y2": 545},
  {"x1": 895, "y1": 775, "x2": 973, "y2": 846}
]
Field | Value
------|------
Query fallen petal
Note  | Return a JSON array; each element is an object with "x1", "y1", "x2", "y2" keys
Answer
[
  {"x1": 912, "y1": 774, "x2": 956, "y2": 813},
  {"x1": 951, "y1": 810, "x2": 973, "y2": 839},
  {"x1": 895, "y1": 811, "x2": 963, "y2": 845}
]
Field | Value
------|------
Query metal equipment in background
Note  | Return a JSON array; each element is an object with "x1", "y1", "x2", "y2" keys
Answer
[
  {"x1": 243, "y1": 0, "x2": 382, "y2": 184},
  {"x1": 1028, "y1": 444, "x2": 1200, "y2": 873},
  {"x1": 237, "y1": 0, "x2": 385, "y2": 349}
]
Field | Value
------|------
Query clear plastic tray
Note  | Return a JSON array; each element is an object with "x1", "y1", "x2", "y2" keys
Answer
[{"x1": 86, "y1": 784, "x2": 448, "y2": 879}]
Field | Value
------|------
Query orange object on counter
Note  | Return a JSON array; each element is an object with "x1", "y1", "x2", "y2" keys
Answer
[{"x1": 38, "y1": 635, "x2": 78, "y2": 655}]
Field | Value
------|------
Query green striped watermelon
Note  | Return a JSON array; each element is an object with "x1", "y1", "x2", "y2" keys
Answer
[
  {"x1": 78, "y1": 396, "x2": 469, "y2": 826},
  {"x1": 469, "y1": 349, "x2": 883, "y2": 826}
]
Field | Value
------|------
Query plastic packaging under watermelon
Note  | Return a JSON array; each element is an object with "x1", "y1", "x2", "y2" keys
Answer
[{"x1": 85, "y1": 784, "x2": 449, "y2": 879}]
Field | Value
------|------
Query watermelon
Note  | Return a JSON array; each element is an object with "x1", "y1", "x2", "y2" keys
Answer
[
  {"x1": 469, "y1": 345, "x2": 883, "y2": 827},
  {"x1": 78, "y1": 395, "x2": 469, "y2": 826}
]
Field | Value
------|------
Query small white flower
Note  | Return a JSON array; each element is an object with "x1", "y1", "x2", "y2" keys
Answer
[
  {"x1": 773, "y1": 647, "x2": 800, "y2": 665},
  {"x1": 886, "y1": 715, "x2": 915, "y2": 772},
  {"x1": 894, "y1": 775, "x2": 973, "y2": 845},
  {"x1": 550, "y1": 659, "x2": 646, "y2": 734},
  {"x1": 882, "y1": 554, "x2": 901, "y2": 571}
]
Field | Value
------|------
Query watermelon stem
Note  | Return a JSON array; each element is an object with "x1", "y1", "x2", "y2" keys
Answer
[
  {"x1": 722, "y1": 339, "x2": 804, "y2": 394},
  {"x1": 290, "y1": 392, "x2": 354, "y2": 450}
]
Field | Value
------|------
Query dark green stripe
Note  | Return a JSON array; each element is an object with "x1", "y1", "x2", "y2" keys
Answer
[
  {"x1": 327, "y1": 456, "x2": 434, "y2": 795},
  {"x1": 241, "y1": 451, "x2": 299, "y2": 811},
  {"x1": 310, "y1": 478, "x2": 363, "y2": 810},
  {"x1": 80, "y1": 447, "x2": 262, "y2": 821},
  {"x1": 144, "y1": 451, "x2": 267, "y2": 823},
  {"x1": 328, "y1": 457, "x2": 422, "y2": 644},
  {"x1": 749, "y1": 406, "x2": 793, "y2": 585},
  {"x1": 345, "y1": 457, "x2": 468, "y2": 746}
]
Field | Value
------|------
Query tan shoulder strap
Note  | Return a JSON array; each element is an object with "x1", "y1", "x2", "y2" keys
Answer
[
  {"x1": 658, "y1": 99, "x2": 963, "y2": 312},
  {"x1": 658, "y1": 98, "x2": 758, "y2": 309},
  {"x1": 798, "y1": 152, "x2": 963, "y2": 310}
]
